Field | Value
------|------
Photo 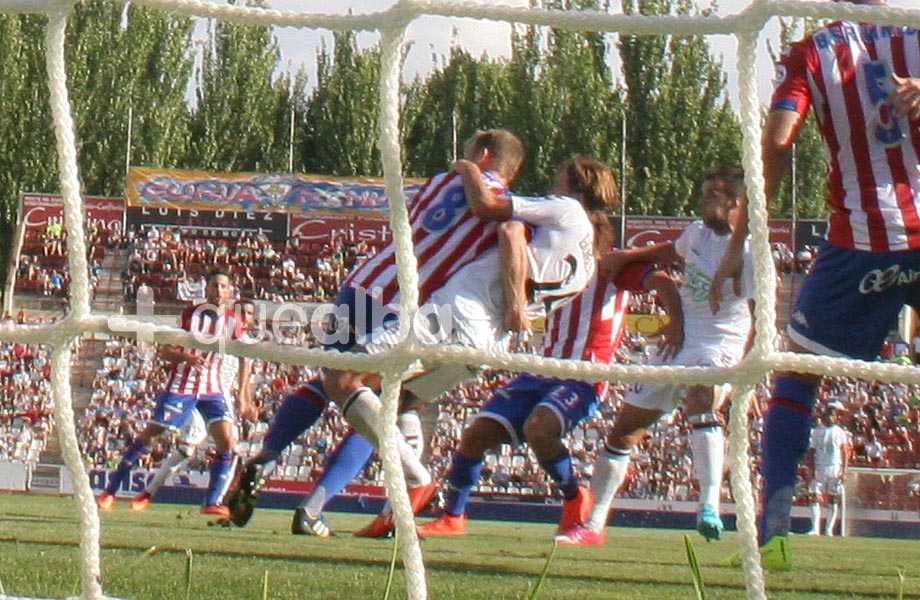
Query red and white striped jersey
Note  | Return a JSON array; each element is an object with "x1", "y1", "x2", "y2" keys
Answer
[
  {"x1": 164, "y1": 304, "x2": 242, "y2": 396},
  {"x1": 772, "y1": 22, "x2": 920, "y2": 251},
  {"x1": 542, "y1": 261, "x2": 650, "y2": 395},
  {"x1": 344, "y1": 169, "x2": 507, "y2": 304}
]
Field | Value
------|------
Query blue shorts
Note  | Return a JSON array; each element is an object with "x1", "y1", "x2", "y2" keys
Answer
[
  {"x1": 318, "y1": 286, "x2": 399, "y2": 352},
  {"x1": 152, "y1": 392, "x2": 232, "y2": 432},
  {"x1": 788, "y1": 243, "x2": 920, "y2": 360},
  {"x1": 478, "y1": 373, "x2": 599, "y2": 445}
]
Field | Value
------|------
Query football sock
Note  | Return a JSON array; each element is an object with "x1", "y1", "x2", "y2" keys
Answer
[
  {"x1": 444, "y1": 452, "x2": 483, "y2": 516},
  {"x1": 538, "y1": 449, "x2": 580, "y2": 500},
  {"x1": 810, "y1": 502, "x2": 821, "y2": 533},
  {"x1": 585, "y1": 446, "x2": 631, "y2": 532},
  {"x1": 398, "y1": 410, "x2": 424, "y2": 458},
  {"x1": 761, "y1": 376, "x2": 815, "y2": 544},
  {"x1": 106, "y1": 439, "x2": 151, "y2": 495},
  {"x1": 342, "y1": 387, "x2": 431, "y2": 486},
  {"x1": 825, "y1": 503, "x2": 839, "y2": 536},
  {"x1": 145, "y1": 449, "x2": 192, "y2": 499},
  {"x1": 689, "y1": 424, "x2": 724, "y2": 513},
  {"x1": 205, "y1": 451, "x2": 236, "y2": 506},
  {"x1": 261, "y1": 380, "x2": 328, "y2": 463},
  {"x1": 302, "y1": 430, "x2": 374, "y2": 514}
]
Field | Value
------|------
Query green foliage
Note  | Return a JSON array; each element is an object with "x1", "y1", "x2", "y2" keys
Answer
[
  {"x1": 619, "y1": 0, "x2": 741, "y2": 216},
  {"x1": 301, "y1": 31, "x2": 382, "y2": 177}
]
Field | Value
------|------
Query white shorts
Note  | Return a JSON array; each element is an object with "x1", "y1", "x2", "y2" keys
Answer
[
  {"x1": 624, "y1": 344, "x2": 736, "y2": 413},
  {"x1": 809, "y1": 465, "x2": 844, "y2": 496},
  {"x1": 178, "y1": 410, "x2": 208, "y2": 447}
]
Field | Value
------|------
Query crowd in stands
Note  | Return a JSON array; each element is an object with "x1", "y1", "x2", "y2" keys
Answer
[
  {"x1": 0, "y1": 333, "x2": 55, "y2": 463},
  {"x1": 8, "y1": 222, "x2": 920, "y2": 514}
]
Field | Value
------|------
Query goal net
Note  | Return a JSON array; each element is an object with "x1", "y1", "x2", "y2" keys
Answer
[{"x1": 2, "y1": 1, "x2": 920, "y2": 600}]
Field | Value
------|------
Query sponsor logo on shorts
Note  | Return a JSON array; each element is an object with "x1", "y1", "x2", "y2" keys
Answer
[{"x1": 858, "y1": 264, "x2": 920, "y2": 294}]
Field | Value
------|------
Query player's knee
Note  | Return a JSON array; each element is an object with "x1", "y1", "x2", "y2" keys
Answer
[
  {"x1": 459, "y1": 418, "x2": 505, "y2": 457},
  {"x1": 523, "y1": 410, "x2": 561, "y2": 448}
]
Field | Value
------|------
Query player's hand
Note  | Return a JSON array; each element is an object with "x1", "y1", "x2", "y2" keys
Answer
[
  {"x1": 503, "y1": 305, "x2": 531, "y2": 335},
  {"x1": 656, "y1": 320, "x2": 683, "y2": 362},
  {"x1": 890, "y1": 75, "x2": 920, "y2": 122},
  {"x1": 238, "y1": 401, "x2": 258, "y2": 420},
  {"x1": 451, "y1": 159, "x2": 478, "y2": 178},
  {"x1": 709, "y1": 252, "x2": 743, "y2": 315}
]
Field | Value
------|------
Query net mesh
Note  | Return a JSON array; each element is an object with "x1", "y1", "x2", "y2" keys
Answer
[{"x1": 2, "y1": 1, "x2": 920, "y2": 599}]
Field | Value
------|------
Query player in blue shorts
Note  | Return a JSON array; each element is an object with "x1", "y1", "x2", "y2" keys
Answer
[{"x1": 416, "y1": 254, "x2": 682, "y2": 537}]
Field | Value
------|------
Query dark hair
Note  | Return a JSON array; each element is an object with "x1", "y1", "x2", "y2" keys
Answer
[
  {"x1": 558, "y1": 155, "x2": 618, "y2": 256},
  {"x1": 703, "y1": 167, "x2": 746, "y2": 199},
  {"x1": 208, "y1": 270, "x2": 230, "y2": 282}
]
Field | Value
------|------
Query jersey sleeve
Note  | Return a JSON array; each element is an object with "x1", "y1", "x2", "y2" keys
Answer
[
  {"x1": 771, "y1": 39, "x2": 812, "y2": 115},
  {"x1": 510, "y1": 194, "x2": 571, "y2": 228},
  {"x1": 612, "y1": 261, "x2": 653, "y2": 292},
  {"x1": 673, "y1": 224, "x2": 694, "y2": 260},
  {"x1": 178, "y1": 306, "x2": 194, "y2": 332}
]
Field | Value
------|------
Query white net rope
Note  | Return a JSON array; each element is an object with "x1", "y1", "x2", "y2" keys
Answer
[{"x1": 1, "y1": 0, "x2": 920, "y2": 599}]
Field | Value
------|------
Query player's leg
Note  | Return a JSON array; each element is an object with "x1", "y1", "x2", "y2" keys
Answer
[
  {"x1": 825, "y1": 481, "x2": 842, "y2": 536},
  {"x1": 417, "y1": 416, "x2": 511, "y2": 537},
  {"x1": 228, "y1": 380, "x2": 329, "y2": 526},
  {"x1": 99, "y1": 391, "x2": 185, "y2": 510},
  {"x1": 134, "y1": 411, "x2": 209, "y2": 512},
  {"x1": 685, "y1": 384, "x2": 727, "y2": 541},
  {"x1": 522, "y1": 379, "x2": 598, "y2": 532},
  {"x1": 807, "y1": 485, "x2": 822, "y2": 535},
  {"x1": 293, "y1": 429, "x2": 374, "y2": 537},
  {"x1": 200, "y1": 404, "x2": 237, "y2": 516},
  {"x1": 555, "y1": 401, "x2": 662, "y2": 545}
]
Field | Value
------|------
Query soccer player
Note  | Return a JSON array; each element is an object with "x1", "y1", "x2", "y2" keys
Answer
[
  {"x1": 711, "y1": 0, "x2": 920, "y2": 569},
  {"x1": 129, "y1": 300, "x2": 257, "y2": 513},
  {"x1": 556, "y1": 167, "x2": 754, "y2": 546},
  {"x1": 97, "y1": 272, "x2": 254, "y2": 517},
  {"x1": 415, "y1": 256, "x2": 682, "y2": 538},
  {"x1": 805, "y1": 402, "x2": 851, "y2": 536},
  {"x1": 227, "y1": 130, "x2": 526, "y2": 530},
  {"x1": 329, "y1": 154, "x2": 614, "y2": 538}
]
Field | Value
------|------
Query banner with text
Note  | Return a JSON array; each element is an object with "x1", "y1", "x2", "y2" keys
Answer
[
  {"x1": 126, "y1": 167, "x2": 422, "y2": 214},
  {"x1": 19, "y1": 193, "x2": 125, "y2": 233}
]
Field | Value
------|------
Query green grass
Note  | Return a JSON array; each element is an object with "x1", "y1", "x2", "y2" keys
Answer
[{"x1": 0, "y1": 493, "x2": 918, "y2": 599}]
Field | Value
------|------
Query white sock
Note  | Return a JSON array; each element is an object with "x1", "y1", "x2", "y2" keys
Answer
[
  {"x1": 146, "y1": 448, "x2": 191, "y2": 498},
  {"x1": 343, "y1": 388, "x2": 431, "y2": 487},
  {"x1": 398, "y1": 410, "x2": 424, "y2": 459},
  {"x1": 689, "y1": 426, "x2": 724, "y2": 514},
  {"x1": 810, "y1": 503, "x2": 822, "y2": 533},
  {"x1": 585, "y1": 448, "x2": 631, "y2": 532},
  {"x1": 825, "y1": 503, "x2": 839, "y2": 536}
]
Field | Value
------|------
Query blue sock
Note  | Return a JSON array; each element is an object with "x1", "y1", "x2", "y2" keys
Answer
[
  {"x1": 760, "y1": 376, "x2": 816, "y2": 544},
  {"x1": 206, "y1": 451, "x2": 236, "y2": 506},
  {"x1": 302, "y1": 430, "x2": 374, "y2": 513},
  {"x1": 106, "y1": 439, "x2": 150, "y2": 495},
  {"x1": 444, "y1": 453, "x2": 483, "y2": 516},
  {"x1": 262, "y1": 379, "x2": 327, "y2": 458},
  {"x1": 538, "y1": 449, "x2": 579, "y2": 500}
]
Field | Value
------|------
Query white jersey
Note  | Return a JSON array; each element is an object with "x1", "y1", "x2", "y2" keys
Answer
[
  {"x1": 810, "y1": 423, "x2": 850, "y2": 469},
  {"x1": 511, "y1": 194, "x2": 596, "y2": 315},
  {"x1": 675, "y1": 220, "x2": 754, "y2": 355}
]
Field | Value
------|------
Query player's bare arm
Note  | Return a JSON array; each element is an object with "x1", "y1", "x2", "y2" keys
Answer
[
  {"x1": 497, "y1": 221, "x2": 531, "y2": 332},
  {"x1": 452, "y1": 159, "x2": 512, "y2": 220},
  {"x1": 601, "y1": 242, "x2": 681, "y2": 282},
  {"x1": 159, "y1": 344, "x2": 204, "y2": 367},
  {"x1": 641, "y1": 269, "x2": 684, "y2": 361}
]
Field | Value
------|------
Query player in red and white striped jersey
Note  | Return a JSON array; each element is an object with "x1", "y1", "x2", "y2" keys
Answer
[
  {"x1": 98, "y1": 271, "x2": 253, "y2": 517},
  {"x1": 710, "y1": 0, "x2": 920, "y2": 565},
  {"x1": 416, "y1": 258, "x2": 683, "y2": 538}
]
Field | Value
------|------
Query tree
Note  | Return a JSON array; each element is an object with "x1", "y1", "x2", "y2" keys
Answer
[
  {"x1": 619, "y1": 0, "x2": 741, "y2": 216},
  {"x1": 187, "y1": 0, "x2": 292, "y2": 173},
  {"x1": 301, "y1": 31, "x2": 381, "y2": 177}
]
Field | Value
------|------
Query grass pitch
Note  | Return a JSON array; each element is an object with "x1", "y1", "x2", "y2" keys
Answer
[{"x1": 0, "y1": 493, "x2": 918, "y2": 599}]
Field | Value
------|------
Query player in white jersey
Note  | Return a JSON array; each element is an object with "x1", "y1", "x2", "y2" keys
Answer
[
  {"x1": 416, "y1": 256, "x2": 682, "y2": 538},
  {"x1": 128, "y1": 300, "x2": 256, "y2": 513},
  {"x1": 805, "y1": 402, "x2": 851, "y2": 536},
  {"x1": 98, "y1": 273, "x2": 253, "y2": 517},
  {"x1": 556, "y1": 167, "x2": 754, "y2": 546}
]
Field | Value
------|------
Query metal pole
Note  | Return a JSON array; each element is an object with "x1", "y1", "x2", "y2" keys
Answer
[
  {"x1": 125, "y1": 105, "x2": 133, "y2": 177},
  {"x1": 619, "y1": 111, "x2": 627, "y2": 247},
  {"x1": 288, "y1": 107, "x2": 295, "y2": 173}
]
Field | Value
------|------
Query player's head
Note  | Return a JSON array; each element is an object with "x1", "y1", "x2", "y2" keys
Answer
[
  {"x1": 238, "y1": 298, "x2": 256, "y2": 326},
  {"x1": 205, "y1": 270, "x2": 232, "y2": 306},
  {"x1": 700, "y1": 167, "x2": 745, "y2": 234},
  {"x1": 826, "y1": 401, "x2": 846, "y2": 422},
  {"x1": 463, "y1": 129, "x2": 525, "y2": 184},
  {"x1": 556, "y1": 155, "x2": 617, "y2": 255}
]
